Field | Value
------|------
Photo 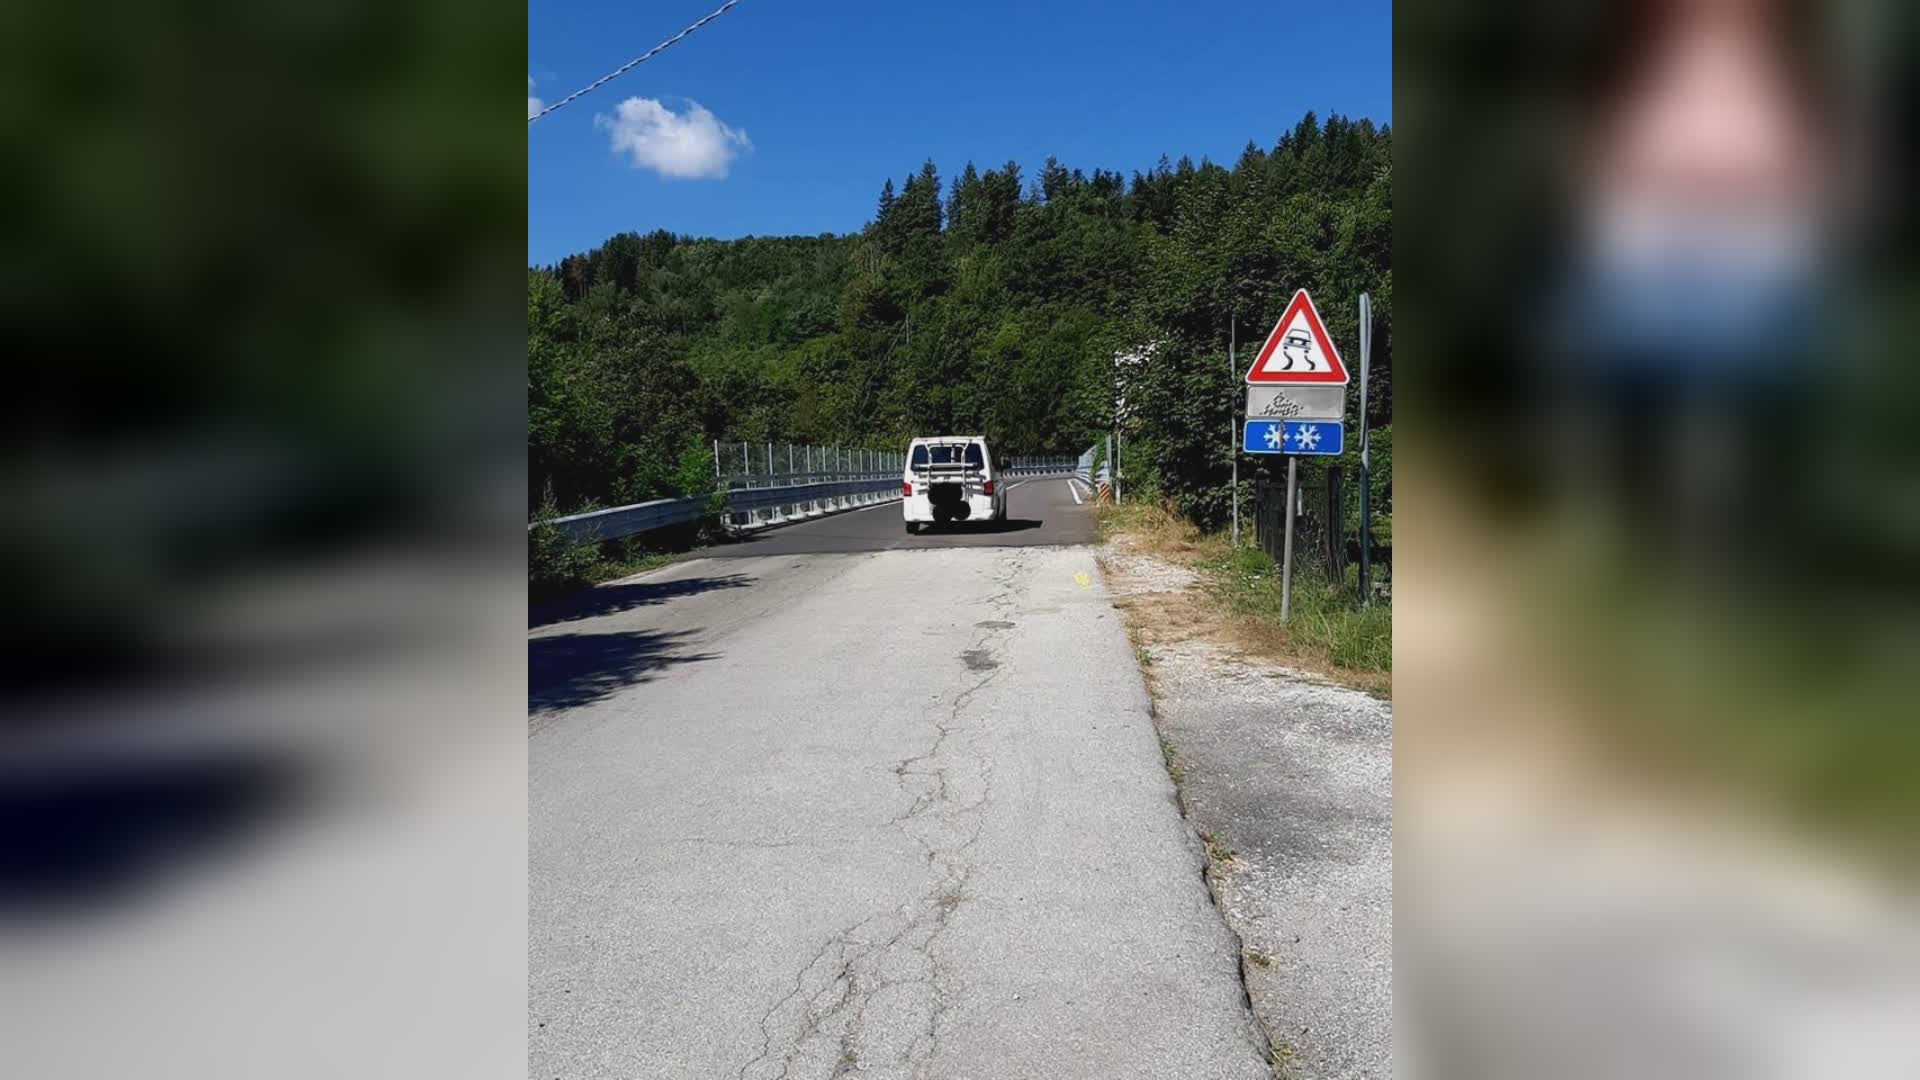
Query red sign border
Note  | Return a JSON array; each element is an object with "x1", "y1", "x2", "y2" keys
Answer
[{"x1": 1244, "y1": 289, "x2": 1350, "y2": 385}]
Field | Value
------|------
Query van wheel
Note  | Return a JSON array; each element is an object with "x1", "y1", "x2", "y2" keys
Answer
[{"x1": 905, "y1": 522, "x2": 920, "y2": 535}]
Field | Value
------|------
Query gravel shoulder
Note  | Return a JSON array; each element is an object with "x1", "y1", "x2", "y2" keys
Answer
[{"x1": 1101, "y1": 536, "x2": 1394, "y2": 1079}]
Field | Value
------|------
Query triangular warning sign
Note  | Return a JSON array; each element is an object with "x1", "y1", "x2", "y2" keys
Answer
[{"x1": 1245, "y1": 290, "x2": 1349, "y2": 385}]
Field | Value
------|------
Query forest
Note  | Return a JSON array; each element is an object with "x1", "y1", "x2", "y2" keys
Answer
[{"x1": 529, "y1": 111, "x2": 1390, "y2": 530}]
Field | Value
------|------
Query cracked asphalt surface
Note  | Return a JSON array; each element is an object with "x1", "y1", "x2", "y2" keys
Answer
[{"x1": 530, "y1": 481, "x2": 1271, "y2": 1079}]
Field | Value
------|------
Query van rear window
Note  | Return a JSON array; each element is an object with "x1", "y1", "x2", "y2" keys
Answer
[{"x1": 912, "y1": 442, "x2": 984, "y2": 467}]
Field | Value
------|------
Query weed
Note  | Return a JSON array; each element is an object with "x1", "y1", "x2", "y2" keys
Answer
[
  {"x1": 1199, "y1": 830, "x2": 1237, "y2": 867},
  {"x1": 1157, "y1": 733, "x2": 1187, "y2": 786},
  {"x1": 1269, "y1": 1037, "x2": 1298, "y2": 1078}
]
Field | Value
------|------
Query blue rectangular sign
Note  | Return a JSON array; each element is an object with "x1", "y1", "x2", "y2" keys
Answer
[{"x1": 1242, "y1": 419, "x2": 1343, "y2": 456}]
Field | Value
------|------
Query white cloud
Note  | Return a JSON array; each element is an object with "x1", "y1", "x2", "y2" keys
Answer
[
  {"x1": 527, "y1": 77, "x2": 543, "y2": 120},
  {"x1": 594, "y1": 97, "x2": 751, "y2": 180}
]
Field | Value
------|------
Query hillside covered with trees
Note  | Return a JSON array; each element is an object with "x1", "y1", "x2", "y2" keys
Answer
[{"x1": 529, "y1": 111, "x2": 1390, "y2": 527}]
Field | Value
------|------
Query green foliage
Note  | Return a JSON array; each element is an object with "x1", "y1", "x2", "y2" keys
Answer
[
  {"x1": 1330, "y1": 423, "x2": 1392, "y2": 536},
  {"x1": 529, "y1": 114, "x2": 1391, "y2": 528},
  {"x1": 528, "y1": 486, "x2": 600, "y2": 597},
  {"x1": 528, "y1": 485, "x2": 688, "y2": 602},
  {"x1": 1118, "y1": 435, "x2": 1161, "y2": 502},
  {"x1": 1205, "y1": 545, "x2": 1392, "y2": 676}
]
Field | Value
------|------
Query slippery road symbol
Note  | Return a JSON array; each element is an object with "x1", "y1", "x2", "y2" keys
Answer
[{"x1": 1279, "y1": 329, "x2": 1317, "y2": 371}]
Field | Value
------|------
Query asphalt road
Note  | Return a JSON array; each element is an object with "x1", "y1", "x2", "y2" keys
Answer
[
  {"x1": 697, "y1": 475, "x2": 1098, "y2": 559},
  {"x1": 528, "y1": 478, "x2": 1270, "y2": 1079}
]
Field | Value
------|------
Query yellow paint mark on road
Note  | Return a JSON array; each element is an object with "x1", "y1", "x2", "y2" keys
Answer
[{"x1": 1074, "y1": 572, "x2": 1091, "y2": 589}]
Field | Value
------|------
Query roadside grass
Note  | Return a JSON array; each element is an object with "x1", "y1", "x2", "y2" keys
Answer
[
  {"x1": 1097, "y1": 499, "x2": 1219, "y2": 560},
  {"x1": 1203, "y1": 546, "x2": 1393, "y2": 683},
  {"x1": 1099, "y1": 500, "x2": 1390, "y2": 695},
  {"x1": 585, "y1": 548, "x2": 675, "y2": 585}
]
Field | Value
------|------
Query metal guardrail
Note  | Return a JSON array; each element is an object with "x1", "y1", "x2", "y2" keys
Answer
[
  {"x1": 537, "y1": 456, "x2": 1085, "y2": 547},
  {"x1": 541, "y1": 494, "x2": 717, "y2": 545},
  {"x1": 1072, "y1": 445, "x2": 1098, "y2": 487}
]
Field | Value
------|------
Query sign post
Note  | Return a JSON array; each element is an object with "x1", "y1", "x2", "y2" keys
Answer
[
  {"x1": 1242, "y1": 289, "x2": 1351, "y2": 622},
  {"x1": 1229, "y1": 315, "x2": 1239, "y2": 548},
  {"x1": 1357, "y1": 293, "x2": 1373, "y2": 605},
  {"x1": 1281, "y1": 458, "x2": 1300, "y2": 620}
]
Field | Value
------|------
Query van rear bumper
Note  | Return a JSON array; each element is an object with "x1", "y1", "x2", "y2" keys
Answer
[{"x1": 902, "y1": 491, "x2": 997, "y2": 523}]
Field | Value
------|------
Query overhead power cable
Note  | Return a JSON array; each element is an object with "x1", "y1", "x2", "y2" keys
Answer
[{"x1": 529, "y1": 0, "x2": 743, "y2": 124}]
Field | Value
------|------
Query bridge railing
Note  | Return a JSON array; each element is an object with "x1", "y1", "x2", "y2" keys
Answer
[
  {"x1": 537, "y1": 449, "x2": 1092, "y2": 547},
  {"x1": 999, "y1": 455, "x2": 1077, "y2": 477}
]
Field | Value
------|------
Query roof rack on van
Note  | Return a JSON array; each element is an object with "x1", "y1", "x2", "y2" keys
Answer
[{"x1": 911, "y1": 438, "x2": 985, "y2": 481}]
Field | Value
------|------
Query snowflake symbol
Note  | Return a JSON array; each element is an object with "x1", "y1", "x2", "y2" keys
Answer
[
  {"x1": 1292, "y1": 425, "x2": 1321, "y2": 452},
  {"x1": 1262, "y1": 424, "x2": 1282, "y2": 449}
]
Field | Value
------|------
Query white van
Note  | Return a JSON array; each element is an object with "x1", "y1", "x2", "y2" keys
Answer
[{"x1": 901, "y1": 436, "x2": 1005, "y2": 534}]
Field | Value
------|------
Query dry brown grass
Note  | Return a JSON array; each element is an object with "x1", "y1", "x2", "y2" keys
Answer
[
  {"x1": 1096, "y1": 499, "x2": 1219, "y2": 562},
  {"x1": 1097, "y1": 500, "x2": 1391, "y2": 697}
]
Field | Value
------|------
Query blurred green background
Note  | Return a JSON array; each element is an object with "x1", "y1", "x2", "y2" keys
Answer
[
  {"x1": 1398, "y1": 0, "x2": 1920, "y2": 843},
  {"x1": 0, "y1": 0, "x2": 524, "y2": 691}
]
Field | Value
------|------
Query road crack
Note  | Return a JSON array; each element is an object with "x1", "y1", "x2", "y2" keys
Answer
[{"x1": 738, "y1": 552, "x2": 1027, "y2": 1078}]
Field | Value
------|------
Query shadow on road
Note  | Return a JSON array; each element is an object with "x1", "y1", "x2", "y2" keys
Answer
[
  {"x1": 0, "y1": 748, "x2": 306, "y2": 915},
  {"x1": 929, "y1": 518, "x2": 1044, "y2": 535},
  {"x1": 529, "y1": 628, "x2": 716, "y2": 713},
  {"x1": 529, "y1": 573, "x2": 754, "y2": 629}
]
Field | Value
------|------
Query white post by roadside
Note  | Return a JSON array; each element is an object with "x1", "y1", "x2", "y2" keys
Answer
[{"x1": 1229, "y1": 313, "x2": 1239, "y2": 548}]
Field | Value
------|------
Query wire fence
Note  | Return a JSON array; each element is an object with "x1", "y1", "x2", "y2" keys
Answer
[
  {"x1": 714, "y1": 441, "x2": 902, "y2": 488},
  {"x1": 1254, "y1": 459, "x2": 1391, "y2": 601},
  {"x1": 713, "y1": 442, "x2": 1078, "y2": 487}
]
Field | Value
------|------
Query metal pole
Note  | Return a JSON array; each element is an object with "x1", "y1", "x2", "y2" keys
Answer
[
  {"x1": 1280, "y1": 456, "x2": 1298, "y2": 622},
  {"x1": 713, "y1": 439, "x2": 721, "y2": 481},
  {"x1": 1357, "y1": 293, "x2": 1372, "y2": 605},
  {"x1": 1230, "y1": 314, "x2": 1240, "y2": 548},
  {"x1": 1113, "y1": 364, "x2": 1123, "y2": 503},
  {"x1": 789, "y1": 443, "x2": 794, "y2": 474},
  {"x1": 767, "y1": 441, "x2": 773, "y2": 477}
]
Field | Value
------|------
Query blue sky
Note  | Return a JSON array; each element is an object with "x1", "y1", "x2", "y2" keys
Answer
[{"x1": 528, "y1": 0, "x2": 1392, "y2": 266}]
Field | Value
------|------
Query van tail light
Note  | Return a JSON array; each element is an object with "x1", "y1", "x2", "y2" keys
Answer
[
  {"x1": 902, "y1": 482, "x2": 913, "y2": 496},
  {"x1": 982, "y1": 481, "x2": 995, "y2": 495}
]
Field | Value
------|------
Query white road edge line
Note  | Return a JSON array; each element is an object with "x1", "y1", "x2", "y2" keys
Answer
[{"x1": 1067, "y1": 479, "x2": 1084, "y2": 504}]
